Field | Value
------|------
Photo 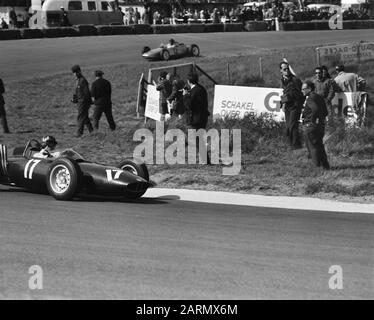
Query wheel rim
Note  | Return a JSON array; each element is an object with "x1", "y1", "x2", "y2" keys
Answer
[
  {"x1": 163, "y1": 52, "x2": 169, "y2": 60},
  {"x1": 121, "y1": 164, "x2": 138, "y2": 176},
  {"x1": 192, "y1": 47, "x2": 199, "y2": 56},
  {"x1": 50, "y1": 164, "x2": 71, "y2": 194}
]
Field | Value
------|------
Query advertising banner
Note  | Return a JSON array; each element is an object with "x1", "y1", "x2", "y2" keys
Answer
[
  {"x1": 317, "y1": 42, "x2": 374, "y2": 63},
  {"x1": 213, "y1": 85, "x2": 284, "y2": 121},
  {"x1": 144, "y1": 85, "x2": 162, "y2": 121}
]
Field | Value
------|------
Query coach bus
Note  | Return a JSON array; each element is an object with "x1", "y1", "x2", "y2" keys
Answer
[{"x1": 28, "y1": 0, "x2": 123, "y2": 28}]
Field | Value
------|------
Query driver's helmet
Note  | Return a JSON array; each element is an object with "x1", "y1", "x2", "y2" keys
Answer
[
  {"x1": 169, "y1": 38, "x2": 175, "y2": 45},
  {"x1": 41, "y1": 135, "x2": 57, "y2": 149}
]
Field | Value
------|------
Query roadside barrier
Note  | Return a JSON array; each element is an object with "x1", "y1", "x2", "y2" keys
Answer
[{"x1": 1, "y1": 20, "x2": 374, "y2": 41}]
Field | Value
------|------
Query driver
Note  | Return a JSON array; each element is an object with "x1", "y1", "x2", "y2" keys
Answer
[
  {"x1": 33, "y1": 136, "x2": 61, "y2": 159},
  {"x1": 166, "y1": 38, "x2": 176, "y2": 48}
]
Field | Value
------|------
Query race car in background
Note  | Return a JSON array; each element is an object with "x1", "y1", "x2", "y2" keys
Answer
[
  {"x1": 0, "y1": 139, "x2": 151, "y2": 201},
  {"x1": 141, "y1": 41, "x2": 200, "y2": 61}
]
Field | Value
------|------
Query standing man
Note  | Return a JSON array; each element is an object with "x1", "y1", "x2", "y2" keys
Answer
[
  {"x1": 183, "y1": 72, "x2": 211, "y2": 164},
  {"x1": 90, "y1": 70, "x2": 116, "y2": 131},
  {"x1": 301, "y1": 81, "x2": 330, "y2": 170},
  {"x1": 334, "y1": 65, "x2": 366, "y2": 92},
  {"x1": 0, "y1": 78, "x2": 10, "y2": 134},
  {"x1": 155, "y1": 71, "x2": 172, "y2": 119},
  {"x1": 313, "y1": 66, "x2": 335, "y2": 126},
  {"x1": 71, "y1": 65, "x2": 93, "y2": 138},
  {"x1": 279, "y1": 61, "x2": 304, "y2": 150},
  {"x1": 60, "y1": 7, "x2": 71, "y2": 27}
]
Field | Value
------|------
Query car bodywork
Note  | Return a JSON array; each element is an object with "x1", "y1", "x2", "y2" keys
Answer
[
  {"x1": 141, "y1": 42, "x2": 200, "y2": 61},
  {"x1": 0, "y1": 140, "x2": 151, "y2": 200}
]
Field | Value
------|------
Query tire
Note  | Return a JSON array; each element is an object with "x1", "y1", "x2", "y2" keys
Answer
[
  {"x1": 190, "y1": 44, "x2": 200, "y2": 57},
  {"x1": 161, "y1": 49, "x2": 170, "y2": 61},
  {"x1": 46, "y1": 158, "x2": 82, "y2": 200},
  {"x1": 118, "y1": 159, "x2": 149, "y2": 199},
  {"x1": 141, "y1": 46, "x2": 150, "y2": 54}
]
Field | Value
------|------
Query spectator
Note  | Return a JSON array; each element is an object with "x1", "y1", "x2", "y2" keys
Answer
[
  {"x1": 167, "y1": 78, "x2": 185, "y2": 118},
  {"x1": 1, "y1": 18, "x2": 8, "y2": 29},
  {"x1": 155, "y1": 71, "x2": 172, "y2": 118},
  {"x1": 60, "y1": 7, "x2": 71, "y2": 27},
  {"x1": 134, "y1": 8, "x2": 140, "y2": 24},
  {"x1": 183, "y1": 72, "x2": 211, "y2": 164},
  {"x1": 313, "y1": 66, "x2": 335, "y2": 126},
  {"x1": 90, "y1": 70, "x2": 116, "y2": 131},
  {"x1": 9, "y1": 7, "x2": 17, "y2": 29},
  {"x1": 279, "y1": 61, "x2": 304, "y2": 150},
  {"x1": 22, "y1": 8, "x2": 29, "y2": 28},
  {"x1": 71, "y1": 65, "x2": 93, "y2": 138},
  {"x1": 0, "y1": 78, "x2": 10, "y2": 134},
  {"x1": 334, "y1": 65, "x2": 366, "y2": 92},
  {"x1": 301, "y1": 81, "x2": 330, "y2": 170}
]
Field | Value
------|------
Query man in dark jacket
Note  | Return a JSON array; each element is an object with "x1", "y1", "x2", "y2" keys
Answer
[
  {"x1": 71, "y1": 65, "x2": 93, "y2": 138},
  {"x1": 183, "y1": 73, "x2": 209, "y2": 130},
  {"x1": 90, "y1": 70, "x2": 116, "y2": 131},
  {"x1": 60, "y1": 7, "x2": 71, "y2": 27},
  {"x1": 155, "y1": 71, "x2": 172, "y2": 118},
  {"x1": 313, "y1": 66, "x2": 335, "y2": 126},
  {"x1": 301, "y1": 81, "x2": 330, "y2": 170},
  {"x1": 280, "y1": 61, "x2": 304, "y2": 149},
  {"x1": 0, "y1": 78, "x2": 10, "y2": 133},
  {"x1": 183, "y1": 72, "x2": 211, "y2": 164}
]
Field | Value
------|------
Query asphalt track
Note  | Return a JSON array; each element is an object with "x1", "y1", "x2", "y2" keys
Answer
[
  {"x1": 1, "y1": 29, "x2": 374, "y2": 82},
  {"x1": 1, "y1": 30, "x2": 374, "y2": 300},
  {"x1": 0, "y1": 186, "x2": 373, "y2": 299}
]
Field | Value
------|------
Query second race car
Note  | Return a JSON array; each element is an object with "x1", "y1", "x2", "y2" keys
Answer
[{"x1": 141, "y1": 39, "x2": 200, "y2": 61}]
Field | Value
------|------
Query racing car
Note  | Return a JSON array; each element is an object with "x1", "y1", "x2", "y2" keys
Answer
[
  {"x1": 0, "y1": 139, "x2": 151, "y2": 201},
  {"x1": 141, "y1": 41, "x2": 200, "y2": 61}
]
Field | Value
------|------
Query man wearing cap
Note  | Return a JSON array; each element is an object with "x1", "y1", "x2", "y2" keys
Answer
[
  {"x1": 71, "y1": 65, "x2": 93, "y2": 138},
  {"x1": 90, "y1": 70, "x2": 116, "y2": 131}
]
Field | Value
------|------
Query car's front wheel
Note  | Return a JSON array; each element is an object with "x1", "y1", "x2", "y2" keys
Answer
[
  {"x1": 118, "y1": 159, "x2": 149, "y2": 199},
  {"x1": 46, "y1": 158, "x2": 82, "y2": 200}
]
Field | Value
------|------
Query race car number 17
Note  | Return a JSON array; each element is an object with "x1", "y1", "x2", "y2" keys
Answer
[{"x1": 24, "y1": 159, "x2": 41, "y2": 179}]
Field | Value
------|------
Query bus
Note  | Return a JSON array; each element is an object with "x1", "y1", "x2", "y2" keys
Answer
[{"x1": 28, "y1": 0, "x2": 123, "y2": 28}]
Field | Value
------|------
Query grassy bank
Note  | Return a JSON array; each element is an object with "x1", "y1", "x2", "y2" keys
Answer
[{"x1": 1, "y1": 46, "x2": 374, "y2": 203}]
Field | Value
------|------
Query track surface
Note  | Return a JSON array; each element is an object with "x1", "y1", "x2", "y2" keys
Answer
[
  {"x1": 1, "y1": 29, "x2": 374, "y2": 82},
  {"x1": 1, "y1": 30, "x2": 374, "y2": 299},
  {"x1": 0, "y1": 187, "x2": 373, "y2": 299}
]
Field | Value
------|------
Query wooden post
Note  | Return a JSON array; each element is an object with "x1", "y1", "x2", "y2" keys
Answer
[
  {"x1": 259, "y1": 57, "x2": 263, "y2": 79},
  {"x1": 227, "y1": 62, "x2": 231, "y2": 85},
  {"x1": 316, "y1": 48, "x2": 320, "y2": 66}
]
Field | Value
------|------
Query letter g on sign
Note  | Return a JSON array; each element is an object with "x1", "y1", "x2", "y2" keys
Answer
[{"x1": 264, "y1": 92, "x2": 281, "y2": 112}]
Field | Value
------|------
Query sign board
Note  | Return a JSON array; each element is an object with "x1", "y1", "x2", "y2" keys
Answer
[
  {"x1": 144, "y1": 85, "x2": 162, "y2": 121},
  {"x1": 148, "y1": 62, "x2": 195, "y2": 85},
  {"x1": 213, "y1": 85, "x2": 284, "y2": 121},
  {"x1": 317, "y1": 42, "x2": 374, "y2": 64}
]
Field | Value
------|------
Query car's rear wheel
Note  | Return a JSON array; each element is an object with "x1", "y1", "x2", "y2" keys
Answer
[
  {"x1": 161, "y1": 49, "x2": 170, "y2": 61},
  {"x1": 190, "y1": 44, "x2": 200, "y2": 57},
  {"x1": 46, "y1": 158, "x2": 82, "y2": 200},
  {"x1": 142, "y1": 46, "x2": 151, "y2": 54},
  {"x1": 118, "y1": 159, "x2": 149, "y2": 199}
]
